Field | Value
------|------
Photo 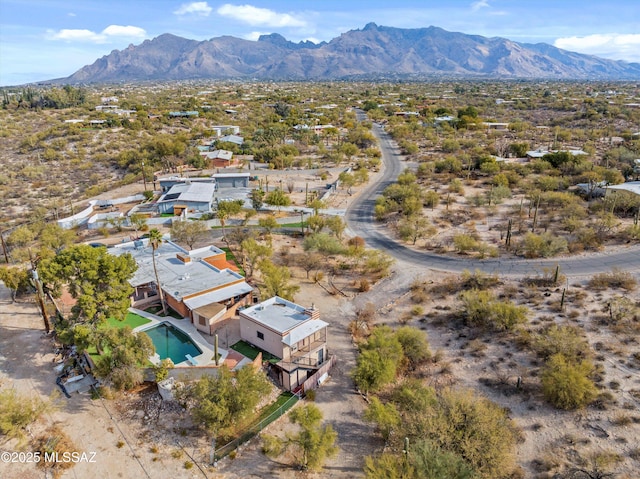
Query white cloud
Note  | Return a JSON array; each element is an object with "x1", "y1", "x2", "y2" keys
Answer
[
  {"x1": 217, "y1": 4, "x2": 306, "y2": 27},
  {"x1": 102, "y1": 25, "x2": 146, "y2": 37},
  {"x1": 471, "y1": 0, "x2": 490, "y2": 12},
  {"x1": 48, "y1": 25, "x2": 147, "y2": 43},
  {"x1": 554, "y1": 33, "x2": 640, "y2": 62},
  {"x1": 245, "y1": 31, "x2": 264, "y2": 41},
  {"x1": 173, "y1": 2, "x2": 212, "y2": 16},
  {"x1": 67, "y1": 12, "x2": 76, "y2": 17}
]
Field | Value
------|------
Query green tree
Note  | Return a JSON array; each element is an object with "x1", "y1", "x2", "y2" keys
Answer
[
  {"x1": 352, "y1": 326, "x2": 404, "y2": 393},
  {"x1": 307, "y1": 214, "x2": 326, "y2": 234},
  {"x1": 148, "y1": 229, "x2": 167, "y2": 315},
  {"x1": 364, "y1": 397, "x2": 401, "y2": 442},
  {"x1": 93, "y1": 326, "x2": 155, "y2": 390},
  {"x1": 325, "y1": 216, "x2": 346, "y2": 240},
  {"x1": 264, "y1": 404, "x2": 338, "y2": 471},
  {"x1": 170, "y1": 220, "x2": 208, "y2": 249},
  {"x1": 0, "y1": 265, "x2": 30, "y2": 301},
  {"x1": 423, "y1": 190, "x2": 439, "y2": 210},
  {"x1": 186, "y1": 364, "x2": 271, "y2": 432},
  {"x1": 258, "y1": 259, "x2": 300, "y2": 301},
  {"x1": 39, "y1": 244, "x2": 137, "y2": 326},
  {"x1": 541, "y1": 354, "x2": 597, "y2": 410},
  {"x1": 258, "y1": 215, "x2": 279, "y2": 235},
  {"x1": 249, "y1": 188, "x2": 265, "y2": 210},
  {"x1": 240, "y1": 238, "x2": 273, "y2": 279},
  {"x1": 398, "y1": 215, "x2": 434, "y2": 245},
  {"x1": 216, "y1": 199, "x2": 244, "y2": 237},
  {"x1": 532, "y1": 325, "x2": 590, "y2": 363},
  {"x1": 128, "y1": 213, "x2": 148, "y2": 236},
  {"x1": 38, "y1": 223, "x2": 76, "y2": 257}
]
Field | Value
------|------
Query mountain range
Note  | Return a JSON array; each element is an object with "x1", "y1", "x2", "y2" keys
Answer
[{"x1": 57, "y1": 23, "x2": 640, "y2": 83}]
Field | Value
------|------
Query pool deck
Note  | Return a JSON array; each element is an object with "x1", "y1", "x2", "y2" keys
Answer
[{"x1": 131, "y1": 308, "x2": 228, "y2": 367}]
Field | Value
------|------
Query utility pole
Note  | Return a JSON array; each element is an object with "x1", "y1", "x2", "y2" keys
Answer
[
  {"x1": 32, "y1": 269, "x2": 52, "y2": 333},
  {"x1": 141, "y1": 161, "x2": 148, "y2": 191},
  {"x1": 0, "y1": 231, "x2": 9, "y2": 264}
]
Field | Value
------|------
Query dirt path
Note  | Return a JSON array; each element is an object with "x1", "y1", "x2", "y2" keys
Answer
[{"x1": 0, "y1": 285, "x2": 197, "y2": 479}]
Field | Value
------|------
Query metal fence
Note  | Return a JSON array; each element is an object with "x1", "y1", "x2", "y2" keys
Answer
[{"x1": 214, "y1": 393, "x2": 299, "y2": 459}]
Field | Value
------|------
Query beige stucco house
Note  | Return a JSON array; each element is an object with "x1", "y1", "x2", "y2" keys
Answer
[{"x1": 239, "y1": 296, "x2": 328, "y2": 391}]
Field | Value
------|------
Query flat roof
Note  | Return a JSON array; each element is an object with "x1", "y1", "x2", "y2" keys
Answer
[
  {"x1": 184, "y1": 282, "x2": 254, "y2": 310},
  {"x1": 283, "y1": 319, "x2": 328, "y2": 347},
  {"x1": 213, "y1": 173, "x2": 250, "y2": 178},
  {"x1": 608, "y1": 181, "x2": 640, "y2": 196},
  {"x1": 241, "y1": 296, "x2": 315, "y2": 334},
  {"x1": 110, "y1": 240, "x2": 247, "y2": 301},
  {"x1": 158, "y1": 182, "x2": 216, "y2": 204}
]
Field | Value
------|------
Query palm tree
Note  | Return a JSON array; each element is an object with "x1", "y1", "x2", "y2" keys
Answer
[{"x1": 148, "y1": 228, "x2": 167, "y2": 315}]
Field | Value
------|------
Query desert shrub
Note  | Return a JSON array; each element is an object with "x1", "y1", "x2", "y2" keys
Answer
[
  {"x1": 459, "y1": 290, "x2": 528, "y2": 331},
  {"x1": 363, "y1": 397, "x2": 401, "y2": 442},
  {"x1": 460, "y1": 269, "x2": 500, "y2": 290},
  {"x1": 358, "y1": 278, "x2": 371, "y2": 292},
  {"x1": 453, "y1": 233, "x2": 478, "y2": 253},
  {"x1": 449, "y1": 178, "x2": 465, "y2": 194},
  {"x1": 352, "y1": 326, "x2": 404, "y2": 393},
  {"x1": 364, "y1": 440, "x2": 475, "y2": 479},
  {"x1": 0, "y1": 388, "x2": 52, "y2": 443},
  {"x1": 395, "y1": 326, "x2": 431, "y2": 369},
  {"x1": 588, "y1": 269, "x2": 637, "y2": 291},
  {"x1": 518, "y1": 232, "x2": 568, "y2": 258},
  {"x1": 33, "y1": 425, "x2": 78, "y2": 478},
  {"x1": 420, "y1": 388, "x2": 520, "y2": 478},
  {"x1": 541, "y1": 354, "x2": 597, "y2": 410},
  {"x1": 532, "y1": 325, "x2": 591, "y2": 363}
]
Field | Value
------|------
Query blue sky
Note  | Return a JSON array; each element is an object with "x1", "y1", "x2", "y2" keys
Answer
[{"x1": 1, "y1": 0, "x2": 639, "y2": 86}]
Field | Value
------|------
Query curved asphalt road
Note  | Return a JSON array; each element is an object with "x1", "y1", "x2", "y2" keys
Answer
[{"x1": 346, "y1": 112, "x2": 640, "y2": 276}]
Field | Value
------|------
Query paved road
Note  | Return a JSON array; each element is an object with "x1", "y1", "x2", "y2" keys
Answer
[{"x1": 346, "y1": 112, "x2": 640, "y2": 277}]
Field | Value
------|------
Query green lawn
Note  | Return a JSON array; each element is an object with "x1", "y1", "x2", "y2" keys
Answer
[
  {"x1": 220, "y1": 247, "x2": 245, "y2": 276},
  {"x1": 105, "y1": 312, "x2": 151, "y2": 330},
  {"x1": 230, "y1": 340, "x2": 279, "y2": 363},
  {"x1": 88, "y1": 312, "x2": 152, "y2": 364},
  {"x1": 257, "y1": 392, "x2": 296, "y2": 422},
  {"x1": 277, "y1": 221, "x2": 307, "y2": 228}
]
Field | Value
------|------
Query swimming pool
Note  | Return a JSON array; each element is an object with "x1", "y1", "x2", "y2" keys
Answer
[{"x1": 143, "y1": 322, "x2": 202, "y2": 365}]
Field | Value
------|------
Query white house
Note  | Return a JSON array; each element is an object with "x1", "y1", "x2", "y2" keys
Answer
[
  {"x1": 239, "y1": 297, "x2": 329, "y2": 391},
  {"x1": 156, "y1": 181, "x2": 216, "y2": 215}
]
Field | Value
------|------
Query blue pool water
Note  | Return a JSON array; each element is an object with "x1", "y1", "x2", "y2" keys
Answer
[{"x1": 143, "y1": 323, "x2": 202, "y2": 364}]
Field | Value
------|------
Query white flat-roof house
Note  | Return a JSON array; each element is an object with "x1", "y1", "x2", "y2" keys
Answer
[
  {"x1": 239, "y1": 296, "x2": 329, "y2": 391},
  {"x1": 110, "y1": 239, "x2": 253, "y2": 335},
  {"x1": 156, "y1": 181, "x2": 216, "y2": 215}
]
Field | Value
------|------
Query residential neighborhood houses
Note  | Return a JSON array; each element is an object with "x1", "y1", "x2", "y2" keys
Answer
[
  {"x1": 109, "y1": 238, "x2": 253, "y2": 335},
  {"x1": 107, "y1": 238, "x2": 333, "y2": 392}
]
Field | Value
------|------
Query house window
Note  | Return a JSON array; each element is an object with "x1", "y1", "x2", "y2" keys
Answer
[
  {"x1": 257, "y1": 331, "x2": 264, "y2": 340},
  {"x1": 199, "y1": 316, "x2": 206, "y2": 326}
]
